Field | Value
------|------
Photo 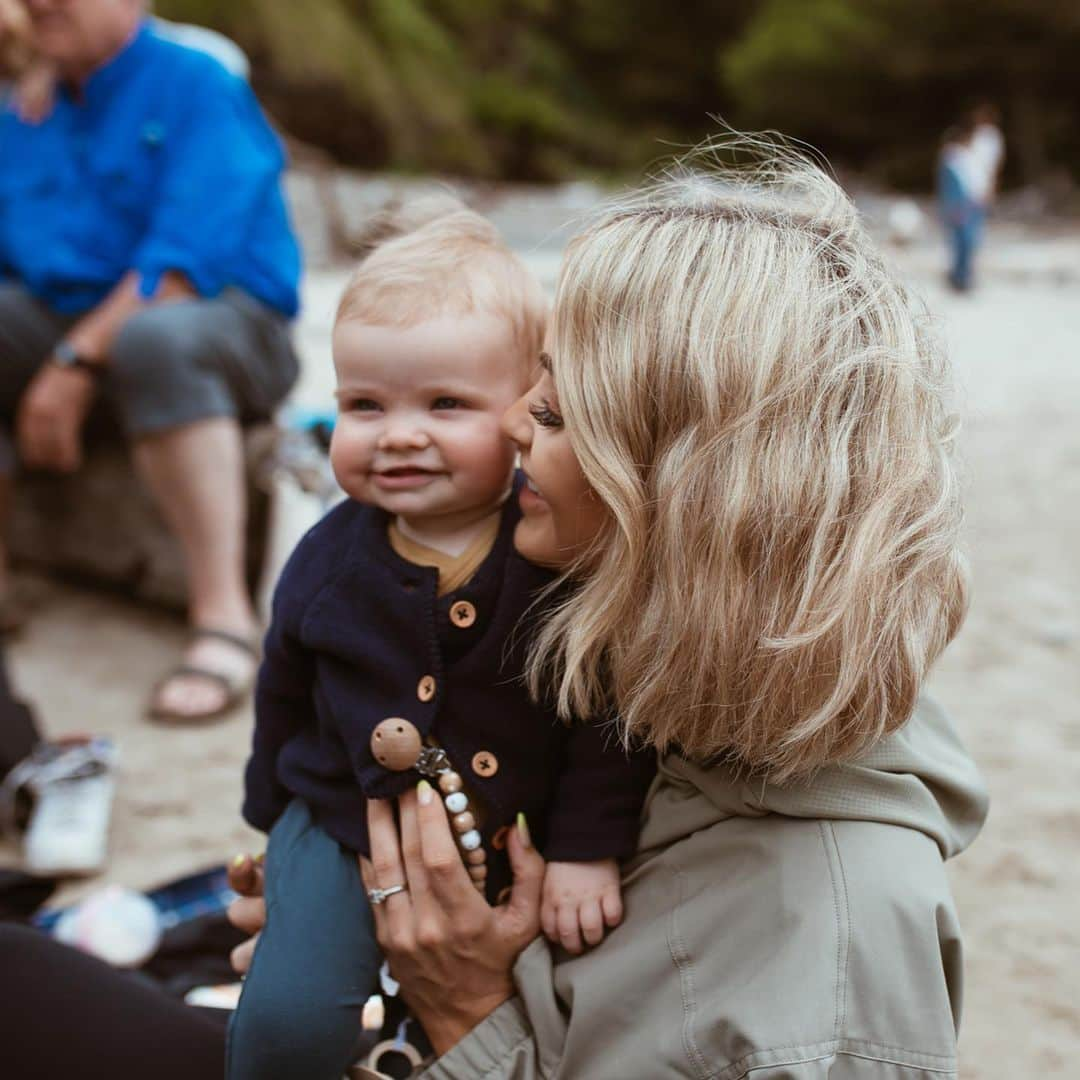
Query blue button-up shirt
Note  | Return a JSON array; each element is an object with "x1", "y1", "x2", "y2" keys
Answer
[{"x1": 0, "y1": 21, "x2": 301, "y2": 317}]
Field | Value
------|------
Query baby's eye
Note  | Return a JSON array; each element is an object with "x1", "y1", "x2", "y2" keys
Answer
[
  {"x1": 527, "y1": 399, "x2": 563, "y2": 430},
  {"x1": 432, "y1": 396, "x2": 466, "y2": 411},
  {"x1": 343, "y1": 398, "x2": 380, "y2": 412}
]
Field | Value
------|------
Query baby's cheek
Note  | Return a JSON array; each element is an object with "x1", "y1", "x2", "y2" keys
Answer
[
  {"x1": 328, "y1": 425, "x2": 352, "y2": 473},
  {"x1": 329, "y1": 435, "x2": 370, "y2": 501},
  {"x1": 331, "y1": 424, "x2": 365, "y2": 465}
]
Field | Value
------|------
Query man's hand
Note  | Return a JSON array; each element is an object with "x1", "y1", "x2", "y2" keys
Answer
[
  {"x1": 15, "y1": 362, "x2": 97, "y2": 472},
  {"x1": 13, "y1": 270, "x2": 194, "y2": 474}
]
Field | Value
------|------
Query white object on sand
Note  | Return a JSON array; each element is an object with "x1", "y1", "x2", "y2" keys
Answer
[
  {"x1": 18, "y1": 737, "x2": 117, "y2": 878},
  {"x1": 887, "y1": 199, "x2": 924, "y2": 245},
  {"x1": 53, "y1": 885, "x2": 162, "y2": 968}
]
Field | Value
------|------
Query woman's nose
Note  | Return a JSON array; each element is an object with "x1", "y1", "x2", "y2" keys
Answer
[{"x1": 501, "y1": 393, "x2": 532, "y2": 449}]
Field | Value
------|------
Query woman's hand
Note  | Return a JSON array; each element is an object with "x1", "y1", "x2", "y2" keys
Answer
[
  {"x1": 226, "y1": 853, "x2": 266, "y2": 975},
  {"x1": 360, "y1": 782, "x2": 545, "y2": 1057}
]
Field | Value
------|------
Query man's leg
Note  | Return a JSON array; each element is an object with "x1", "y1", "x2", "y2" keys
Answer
[
  {"x1": 133, "y1": 418, "x2": 251, "y2": 630},
  {"x1": 133, "y1": 417, "x2": 258, "y2": 715},
  {"x1": 109, "y1": 295, "x2": 298, "y2": 718},
  {"x1": 0, "y1": 284, "x2": 71, "y2": 606}
]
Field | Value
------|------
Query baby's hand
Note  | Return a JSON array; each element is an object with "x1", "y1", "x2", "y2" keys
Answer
[{"x1": 540, "y1": 858, "x2": 622, "y2": 955}]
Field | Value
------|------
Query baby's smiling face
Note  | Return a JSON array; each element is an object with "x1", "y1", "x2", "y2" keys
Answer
[{"x1": 330, "y1": 313, "x2": 528, "y2": 530}]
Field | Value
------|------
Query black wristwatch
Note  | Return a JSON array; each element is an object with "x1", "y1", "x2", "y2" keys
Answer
[{"x1": 52, "y1": 340, "x2": 105, "y2": 379}]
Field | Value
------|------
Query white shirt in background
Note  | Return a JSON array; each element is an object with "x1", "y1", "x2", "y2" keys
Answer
[{"x1": 965, "y1": 123, "x2": 1005, "y2": 203}]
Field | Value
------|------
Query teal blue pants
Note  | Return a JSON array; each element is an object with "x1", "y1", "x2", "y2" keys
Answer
[{"x1": 227, "y1": 799, "x2": 380, "y2": 1080}]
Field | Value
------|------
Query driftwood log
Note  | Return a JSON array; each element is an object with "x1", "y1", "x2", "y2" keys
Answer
[{"x1": 8, "y1": 426, "x2": 275, "y2": 612}]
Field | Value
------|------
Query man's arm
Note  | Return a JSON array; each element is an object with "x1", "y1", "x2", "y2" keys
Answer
[
  {"x1": 128, "y1": 56, "x2": 289, "y2": 304},
  {"x1": 61, "y1": 269, "x2": 193, "y2": 365},
  {"x1": 14, "y1": 270, "x2": 193, "y2": 472}
]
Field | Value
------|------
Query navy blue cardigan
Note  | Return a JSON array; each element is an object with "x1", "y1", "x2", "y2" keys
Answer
[{"x1": 243, "y1": 481, "x2": 656, "y2": 899}]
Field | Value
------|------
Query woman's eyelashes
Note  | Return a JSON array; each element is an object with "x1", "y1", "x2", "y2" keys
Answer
[{"x1": 528, "y1": 399, "x2": 563, "y2": 429}]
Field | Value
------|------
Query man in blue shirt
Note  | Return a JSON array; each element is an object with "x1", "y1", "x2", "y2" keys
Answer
[{"x1": 0, "y1": 0, "x2": 302, "y2": 721}]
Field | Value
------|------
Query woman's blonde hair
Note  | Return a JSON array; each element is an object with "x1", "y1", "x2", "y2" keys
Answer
[
  {"x1": 531, "y1": 140, "x2": 968, "y2": 781},
  {"x1": 336, "y1": 192, "x2": 546, "y2": 367}
]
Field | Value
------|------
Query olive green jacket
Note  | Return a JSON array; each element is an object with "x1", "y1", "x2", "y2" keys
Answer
[{"x1": 421, "y1": 696, "x2": 988, "y2": 1079}]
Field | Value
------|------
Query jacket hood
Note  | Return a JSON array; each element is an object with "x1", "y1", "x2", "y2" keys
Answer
[{"x1": 637, "y1": 694, "x2": 989, "y2": 861}]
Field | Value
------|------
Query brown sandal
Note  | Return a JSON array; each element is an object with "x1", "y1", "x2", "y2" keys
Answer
[{"x1": 147, "y1": 628, "x2": 259, "y2": 724}]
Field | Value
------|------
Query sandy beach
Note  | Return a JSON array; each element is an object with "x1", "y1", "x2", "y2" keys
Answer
[{"x1": 2, "y1": 190, "x2": 1078, "y2": 1078}]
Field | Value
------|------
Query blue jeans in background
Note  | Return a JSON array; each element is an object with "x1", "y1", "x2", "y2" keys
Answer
[{"x1": 946, "y1": 207, "x2": 985, "y2": 292}]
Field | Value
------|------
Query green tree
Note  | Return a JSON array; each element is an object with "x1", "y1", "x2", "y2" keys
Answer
[
  {"x1": 723, "y1": 0, "x2": 1080, "y2": 187},
  {"x1": 159, "y1": 0, "x2": 483, "y2": 169},
  {"x1": 155, "y1": 1, "x2": 1080, "y2": 186}
]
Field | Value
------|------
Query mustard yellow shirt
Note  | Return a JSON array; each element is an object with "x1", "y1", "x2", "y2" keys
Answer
[{"x1": 387, "y1": 512, "x2": 502, "y2": 596}]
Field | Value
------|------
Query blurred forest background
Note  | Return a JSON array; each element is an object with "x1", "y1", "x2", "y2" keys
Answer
[{"x1": 157, "y1": 0, "x2": 1079, "y2": 193}]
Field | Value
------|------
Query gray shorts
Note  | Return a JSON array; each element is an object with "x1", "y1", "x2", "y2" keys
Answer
[{"x1": 0, "y1": 282, "x2": 299, "y2": 439}]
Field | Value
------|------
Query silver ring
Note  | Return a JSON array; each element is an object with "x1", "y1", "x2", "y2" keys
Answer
[{"x1": 368, "y1": 883, "x2": 408, "y2": 905}]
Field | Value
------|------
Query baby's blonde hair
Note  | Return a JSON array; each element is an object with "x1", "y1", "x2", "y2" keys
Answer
[
  {"x1": 530, "y1": 141, "x2": 968, "y2": 781},
  {"x1": 336, "y1": 193, "x2": 546, "y2": 368}
]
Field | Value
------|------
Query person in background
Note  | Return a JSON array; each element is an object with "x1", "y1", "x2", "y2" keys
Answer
[
  {"x1": 0, "y1": 0, "x2": 301, "y2": 720},
  {"x1": 937, "y1": 120, "x2": 984, "y2": 292},
  {"x1": 967, "y1": 101, "x2": 1005, "y2": 209},
  {"x1": 2, "y1": 0, "x2": 248, "y2": 119}
]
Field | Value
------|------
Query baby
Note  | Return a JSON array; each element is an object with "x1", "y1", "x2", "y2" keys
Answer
[{"x1": 229, "y1": 198, "x2": 656, "y2": 1080}]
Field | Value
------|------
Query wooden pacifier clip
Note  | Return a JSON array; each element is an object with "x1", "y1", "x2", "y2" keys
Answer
[
  {"x1": 370, "y1": 718, "x2": 487, "y2": 892},
  {"x1": 415, "y1": 745, "x2": 487, "y2": 892}
]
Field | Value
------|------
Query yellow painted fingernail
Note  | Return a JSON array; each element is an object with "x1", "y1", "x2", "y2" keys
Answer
[
  {"x1": 231, "y1": 853, "x2": 246, "y2": 869},
  {"x1": 517, "y1": 812, "x2": 532, "y2": 848},
  {"x1": 254, "y1": 852, "x2": 265, "y2": 865},
  {"x1": 417, "y1": 779, "x2": 434, "y2": 805}
]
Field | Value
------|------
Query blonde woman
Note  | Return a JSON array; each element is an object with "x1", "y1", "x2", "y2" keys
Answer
[{"x1": 227, "y1": 147, "x2": 990, "y2": 1079}]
